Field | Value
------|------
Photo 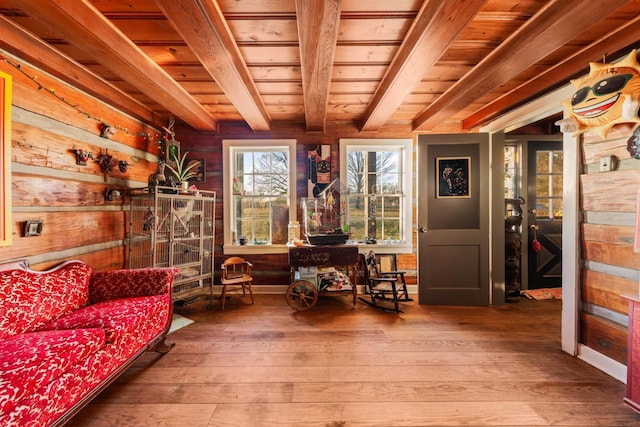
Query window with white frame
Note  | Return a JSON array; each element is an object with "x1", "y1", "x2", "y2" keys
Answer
[
  {"x1": 504, "y1": 144, "x2": 519, "y2": 201},
  {"x1": 340, "y1": 139, "x2": 413, "y2": 248},
  {"x1": 223, "y1": 140, "x2": 296, "y2": 251}
]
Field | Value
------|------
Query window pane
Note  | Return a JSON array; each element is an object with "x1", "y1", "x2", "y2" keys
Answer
[
  {"x1": 343, "y1": 140, "x2": 410, "y2": 245},
  {"x1": 536, "y1": 175, "x2": 549, "y2": 197},
  {"x1": 552, "y1": 151, "x2": 563, "y2": 171},
  {"x1": 228, "y1": 143, "x2": 293, "y2": 246},
  {"x1": 536, "y1": 152, "x2": 550, "y2": 173},
  {"x1": 381, "y1": 174, "x2": 399, "y2": 193},
  {"x1": 378, "y1": 152, "x2": 399, "y2": 172},
  {"x1": 553, "y1": 199, "x2": 563, "y2": 219},
  {"x1": 504, "y1": 145, "x2": 517, "y2": 199},
  {"x1": 383, "y1": 219, "x2": 401, "y2": 241},
  {"x1": 346, "y1": 152, "x2": 366, "y2": 194},
  {"x1": 552, "y1": 175, "x2": 563, "y2": 196},
  {"x1": 536, "y1": 199, "x2": 549, "y2": 218},
  {"x1": 349, "y1": 218, "x2": 366, "y2": 241}
]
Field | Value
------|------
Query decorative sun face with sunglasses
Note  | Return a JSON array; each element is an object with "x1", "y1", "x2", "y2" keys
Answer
[{"x1": 562, "y1": 49, "x2": 640, "y2": 138}]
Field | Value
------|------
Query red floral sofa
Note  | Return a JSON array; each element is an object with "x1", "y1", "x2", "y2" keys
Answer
[{"x1": 0, "y1": 259, "x2": 178, "y2": 427}]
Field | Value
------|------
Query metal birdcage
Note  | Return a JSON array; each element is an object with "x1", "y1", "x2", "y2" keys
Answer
[{"x1": 128, "y1": 187, "x2": 216, "y2": 304}]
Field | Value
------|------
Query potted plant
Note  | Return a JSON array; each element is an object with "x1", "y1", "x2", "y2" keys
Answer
[{"x1": 165, "y1": 151, "x2": 199, "y2": 190}]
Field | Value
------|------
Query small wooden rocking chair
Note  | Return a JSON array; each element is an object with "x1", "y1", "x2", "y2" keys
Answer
[{"x1": 359, "y1": 250, "x2": 412, "y2": 313}]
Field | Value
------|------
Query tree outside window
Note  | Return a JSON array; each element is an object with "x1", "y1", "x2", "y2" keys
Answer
[
  {"x1": 223, "y1": 140, "x2": 296, "y2": 250},
  {"x1": 340, "y1": 139, "x2": 412, "y2": 246}
]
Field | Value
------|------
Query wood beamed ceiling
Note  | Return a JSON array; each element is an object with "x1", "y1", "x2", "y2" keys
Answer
[{"x1": 1, "y1": 0, "x2": 639, "y2": 134}]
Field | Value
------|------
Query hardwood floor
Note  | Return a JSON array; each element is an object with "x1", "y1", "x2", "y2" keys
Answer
[{"x1": 68, "y1": 293, "x2": 640, "y2": 426}]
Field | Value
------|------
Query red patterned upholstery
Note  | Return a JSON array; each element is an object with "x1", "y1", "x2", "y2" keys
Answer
[
  {"x1": 90, "y1": 268, "x2": 177, "y2": 302},
  {"x1": 0, "y1": 262, "x2": 92, "y2": 339},
  {"x1": 0, "y1": 329, "x2": 106, "y2": 415},
  {"x1": 37, "y1": 295, "x2": 169, "y2": 343},
  {"x1": 0, "y1": 260, "x2": 177, "y2": 427}
]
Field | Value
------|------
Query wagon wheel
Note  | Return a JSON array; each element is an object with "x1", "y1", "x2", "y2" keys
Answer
[{"x1": 285, "y1": 280, "x2": 318, "y2": 311}]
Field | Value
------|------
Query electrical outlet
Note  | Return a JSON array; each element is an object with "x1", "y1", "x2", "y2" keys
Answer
[{"x1": 599, "y1": 155, "x2": 612, "y2": 172}]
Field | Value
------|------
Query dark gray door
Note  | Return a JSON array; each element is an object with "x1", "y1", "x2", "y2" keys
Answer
[
  {"x1": 527, "y1": 141, "x2": 563, "y2": 289},
  {"x1": 417, "y1": 134, "x2": 490, "y2": 305}
]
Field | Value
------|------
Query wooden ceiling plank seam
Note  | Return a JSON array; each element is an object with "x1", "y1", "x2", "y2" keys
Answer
[
  {"x1": 462, "y1": 14, "x2": 640, "y2": 130},
  {"x1": 359, "y1": 0, "x2": 489, "y2": 132},
  {"x1": 12, "y1": 0, "x2": 216, "y2": 131},
  {"x1": 155, "y1": 0, "x2": 271, "y2": 132},
  {"x1": 295, "y1": 0, "x2": 341, "y2": 132},
  {"x1": 413, "y1": 0, "x2": 632, "y2": 131},
  {"x1": 0, "y1": 14, "x2": 159, "y2": 126}
]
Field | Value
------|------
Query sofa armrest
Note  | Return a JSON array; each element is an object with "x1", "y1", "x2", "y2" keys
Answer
[{"x1": 90, "y1": 267, "x2": 178, "y2": 303}]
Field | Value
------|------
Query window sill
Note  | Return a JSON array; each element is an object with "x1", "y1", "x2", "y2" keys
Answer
[
  {"x1": 223, "y1": 243, "x2": 413, "y2": 255},
  {"x1": 223, "y1": 244, "x2": 289, "y2": 255},
  {"x1": 355, "y1": 244, "x2": 413, "y2": 254}
]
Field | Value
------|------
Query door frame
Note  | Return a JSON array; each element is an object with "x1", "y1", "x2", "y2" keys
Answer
[
  {"x1": 481, "y1": 84, "x2": 579, "y2": 358},
  {"x1": 417, "y1": 135, "x2": 495, "y2": 306},
  {"x1": 506, "y1": 135, "x2": 564, "y2": 291}
]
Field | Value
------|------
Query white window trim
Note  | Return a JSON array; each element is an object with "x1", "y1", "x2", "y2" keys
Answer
[
  {"x1": 222, "y1": 139, "x2": 297, "y2": 255},
  {"x1": 339, "y1": 138, "x2": 413, "y2": 253}
]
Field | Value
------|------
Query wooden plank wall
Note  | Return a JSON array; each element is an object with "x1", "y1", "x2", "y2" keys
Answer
[
  {"x1": 0, "y1": 50, "x2": 160, "y2": 270},
  {"x1": 0, "y1": 49, "x2": 417, "y2": 286},
  {"x1": 580, "y1": 122, "x2": 640, "y2": 365},
  {"x1": 176, "y1": 122, "x2": 418, "y2": 288}
]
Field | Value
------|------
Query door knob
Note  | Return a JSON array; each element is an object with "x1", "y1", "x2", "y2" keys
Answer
[
  {"x1": 528, "y1": 208, "x2": 537, "y2": 214},
  {"x1": 419, "y1": 227, "x2": 428, "y2": 233}
]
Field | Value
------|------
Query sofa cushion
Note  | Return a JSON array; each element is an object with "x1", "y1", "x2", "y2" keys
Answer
[
  {"x1": 0, "y1": 328, "x2": 106, "y2": 416},
  {"x1": 36, "y1": 295, "x2": 169, "y2": 343},
  {"x1": 0, "y1": 262, "x2": 92, "y2": 340}
]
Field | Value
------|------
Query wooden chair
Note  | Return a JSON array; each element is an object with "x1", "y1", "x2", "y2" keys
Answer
[
  {"x1": 359, "y1": 250, "x2": 412, "y2": 313},
  {"x1": 220, "y1": 257, "x2": 255, "y2": 311}
]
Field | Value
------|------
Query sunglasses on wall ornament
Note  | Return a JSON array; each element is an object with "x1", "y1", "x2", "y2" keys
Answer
[{"x1": 571, "y1": 73, "x2": 633, "y2": 106}]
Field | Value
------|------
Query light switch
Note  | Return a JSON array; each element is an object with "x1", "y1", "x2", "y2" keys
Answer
[{"x1": 599, "y1": 155, "x2": 612, "y2": 172}]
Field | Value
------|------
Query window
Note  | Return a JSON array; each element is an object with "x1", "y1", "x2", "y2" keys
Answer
[
  {"x1": 340, "y1": 139, "x2": 413, "y2": 249},
  {"x1": 223, "y1": 140, "x2": 296, "y2": 253},
  {"x1": 535, "y1": 148, "x2": 563, "y2": 219},
  {"x1": 504, "y1": 144, "x2": 519, "y2": 200}
]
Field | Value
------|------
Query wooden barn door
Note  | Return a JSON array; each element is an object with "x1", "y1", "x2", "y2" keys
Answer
[{"x1": 526, "y1": 141, "x2": 563, "y2": 289}]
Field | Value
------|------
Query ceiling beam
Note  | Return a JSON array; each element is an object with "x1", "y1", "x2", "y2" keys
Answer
[
  {"x1": 156, "y1": 0, "x2": 271, "y2": 132},
  {"x1": 413, "y1": 0, "x2": 633, "y2": 131},
  {"x1": 11, "y1": 0, "x2": 216, "y2": 131},
  {"x1": 0, "y1": 14, "x2": 160, "y2": 127},
  {"x1": 359, "y1": 0, "x2": 487, "y2": 132},
  {"x1": 462, "y1": 14, "x2": 640, "y2": 130},
  {"x1": 295, "y1": 0, "x2": 341, "y2": 132}
]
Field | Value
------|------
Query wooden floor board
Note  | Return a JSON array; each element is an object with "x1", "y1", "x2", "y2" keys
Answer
[{"x1": 67, "y1": 295, "x2": 640, "y2": 426}]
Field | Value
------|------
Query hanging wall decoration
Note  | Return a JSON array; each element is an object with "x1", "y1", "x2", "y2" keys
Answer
[
  {"x1": 627, "y1": 125, "x2": 640, "y2": 159},
  {"x1": 557, "y1": 50, "x2": 640, "y2": 139},
  {"x1": 96, "y1": 150, "x2": 117, "y2": 181},
  {"x1": 99, "y1": 123, "x2": 117, "y2": 138},
  {"x1": 0, "y1": 55, "x2": 161, "y2": 145},
  {"x1": 308, "y1": 144, "x2": 332, "y2": 197},
  {"x1": 71, "y1": 148, "x2": 93, "y2": 166}
]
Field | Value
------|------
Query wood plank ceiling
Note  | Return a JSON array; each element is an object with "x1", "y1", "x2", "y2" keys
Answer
[{"x1": 1, "y1": 0, "x2": 639, "y2": 134}]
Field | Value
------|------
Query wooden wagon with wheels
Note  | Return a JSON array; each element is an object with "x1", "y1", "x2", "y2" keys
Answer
[{"x1": 285, "y1": 245, "x2": 358, "y2": 311}]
